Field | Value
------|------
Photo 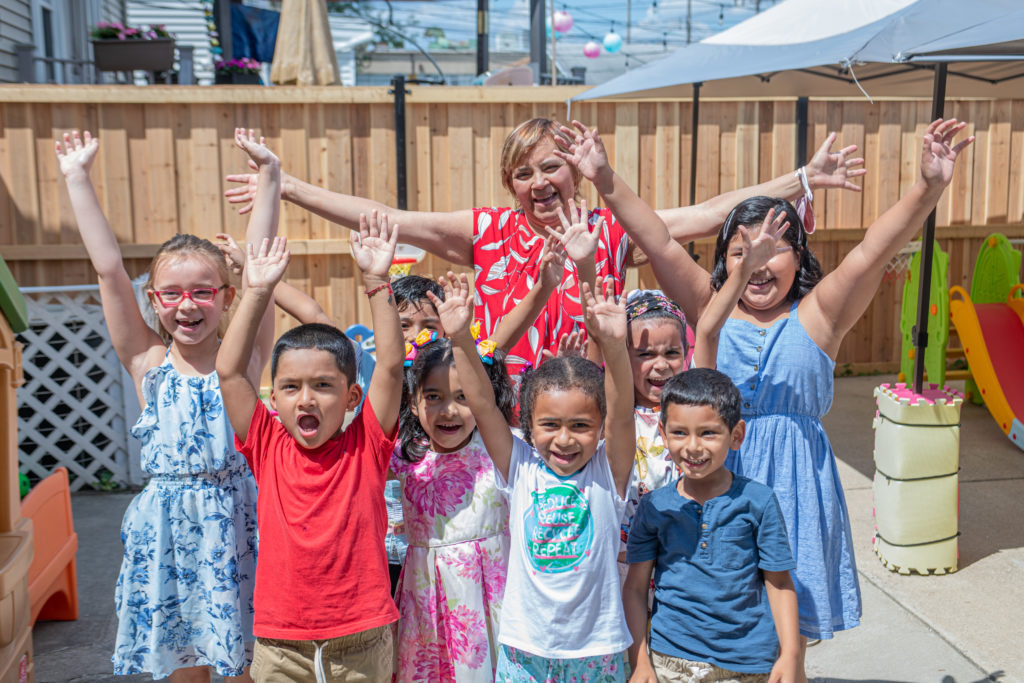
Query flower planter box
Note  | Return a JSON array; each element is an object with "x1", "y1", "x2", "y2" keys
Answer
[
  {"x1": 214, "y1": 72, "x2": 262, "y2": 85},
  {"x1": 91, "y1": 38, "x2": 175, "y2": 72}
]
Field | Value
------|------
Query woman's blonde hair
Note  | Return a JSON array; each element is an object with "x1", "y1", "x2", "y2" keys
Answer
[{"x1": 499, "y1": 118, "x2": 582, "y2": 202}]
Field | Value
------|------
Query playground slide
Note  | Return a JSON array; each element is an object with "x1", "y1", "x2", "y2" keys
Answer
[{"x1": 949, "y1": 285, "x2": 1024, "y2": 451}]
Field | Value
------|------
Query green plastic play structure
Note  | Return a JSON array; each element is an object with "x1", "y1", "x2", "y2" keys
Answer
[
  {"x1": 963, "y1": 234, "x2": 1022, "y2": 404},
  {"x1": 900, "y1": 240, "x2": 948, "y2": 387}
]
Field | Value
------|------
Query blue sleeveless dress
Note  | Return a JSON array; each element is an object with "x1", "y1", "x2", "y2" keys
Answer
[
  {"x1": 112, "y1": 357, "x2": 258, "y2": 678},
  {"x1": 717, "y1": 302, "x2": 861, "y2": 639}
]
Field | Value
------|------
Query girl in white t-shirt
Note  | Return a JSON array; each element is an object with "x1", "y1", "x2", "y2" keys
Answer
[{"x1": 427, "y1": 271, "x2": 636, "y2": 682}]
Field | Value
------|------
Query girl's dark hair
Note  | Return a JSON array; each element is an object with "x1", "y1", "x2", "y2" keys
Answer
[
  {"x1": 625, "y1": 291, "x2": 689, "y2": 355},
  {"x1": 393, "y1": 275, "x2": 444, "y2": 310},
  {"x1": 710, "y1": 196, "x2": 822, "y2": 300},
  {"x1": 398, "y1": 339, "x2": 516, "y2": 462},
  {"x1": 518, "y1": 356, "x2": 605, "y2": 447}
]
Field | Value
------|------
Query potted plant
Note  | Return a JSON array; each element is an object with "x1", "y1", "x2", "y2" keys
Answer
[
  {"x1": 214, "y1": 58, "x2": 262, "y2": 85},
  {"x1": 90, "y1": 22, "x2": 175, "y2": 72}
]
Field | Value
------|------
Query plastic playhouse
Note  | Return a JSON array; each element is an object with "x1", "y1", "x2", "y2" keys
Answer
[{"x1": 0, "y1": 255, "x2": 34, "y2": 681}]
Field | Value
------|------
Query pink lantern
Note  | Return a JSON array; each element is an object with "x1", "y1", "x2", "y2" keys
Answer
[
  {"x1": 583, "y1": 41, "x2": 601, "y2": 59},
  {"x1": 552, "y1": 10, "x2": 573, "y2": 34}
]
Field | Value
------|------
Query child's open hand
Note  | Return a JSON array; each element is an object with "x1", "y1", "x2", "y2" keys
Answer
[
  {"x1": 554, "y1": 120, "x2": 610, "y2": 183},
  {"x1": 245, "y1": 236, "x2": 290, "y2": 291},
  {"x1": 547, "y1": 198, "x2": 602, "y2": 265},
  {"x1": 582, "y1": 280, "x2": 626, "y2": 343},
  {"x1": 429, "y1": 272, "x2": 474, "y2": 337},
  {"x1": 55, "y1": 130, "x2": 99, "y2": 178},
  {"x1": 234, "y1": 128, "x2": 279, "y2": 169},
  {"x1": 920, "y1": 118, "x2": 974, "y2": 189},
  {"x1": 215, "y1": 233, "x2": 245, "y2": 278},
  {"x1": 737, "y1": 208, "x2": 791, "y2": 275},
  {"x1": 541, "y1": 330, "x2": 588, "y2": 361},
  {"x1": 539, "y1": 235, "x2": 568, "y2": 290},
  {"x1": 804, "y1": 132, "x2": 865, "y2": 192},
  {"x1": 351, "y1": 210, "x2": 399, "y2": 281}
]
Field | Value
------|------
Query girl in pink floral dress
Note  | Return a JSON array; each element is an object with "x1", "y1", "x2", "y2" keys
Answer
[{"x1": 392, "y1": 337, "x2": 518, "y2": 682}]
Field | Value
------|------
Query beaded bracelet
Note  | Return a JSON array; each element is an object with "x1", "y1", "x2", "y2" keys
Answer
[{"x1": 365, "y1": 281, "x2": 392, "y2": 298}]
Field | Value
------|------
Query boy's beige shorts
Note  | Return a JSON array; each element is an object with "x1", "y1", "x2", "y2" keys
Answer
[
  {"x1": 651, "y1": 649, "x2": 768, "y2": 683},
  {"x1": 251, "y1": 624, "x2": 393, "y2": 682}
]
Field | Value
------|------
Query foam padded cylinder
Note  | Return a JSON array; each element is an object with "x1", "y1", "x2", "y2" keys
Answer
[{"x1": 872, "y1": 383, "x2": 962, "y2": 575}]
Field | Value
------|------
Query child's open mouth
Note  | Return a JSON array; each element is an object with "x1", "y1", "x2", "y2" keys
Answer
[
  {"x1": 297, "y1": 414, "x2": 320, "y2": 437},
  {"x1": 177, "y1": 318, "x2": 201, "y2": 329},
  {"x1": 747, "y1": 276, "x2": 774, "y2": 291},
  {"x1": 436, "y1": 423, "x2": 462, "y2": 435},
  {"x1": 549, "y1": 450, "x2": 579, "y2": 466},
  {"x1": 647, "y1": 378, "x2": 668, "y2": 390},
  {"x1": 681, "y1": 455, "x2": 710, "y2": 468}
]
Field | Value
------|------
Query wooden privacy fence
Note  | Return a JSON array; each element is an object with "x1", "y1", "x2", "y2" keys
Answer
[{"x1": 1, "y1": 84, "x2": 1023, "y2": 369}]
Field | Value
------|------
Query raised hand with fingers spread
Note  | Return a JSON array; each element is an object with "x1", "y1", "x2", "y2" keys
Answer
[
  {"x1": 244, "y1": 237, "x2": 290, "y2": 293},
  {"x1": 803, "y1": 132, "x2": 866, "y2": 193},
  {"x1": 920, "y1": 118, "x2": 973, "y2": 188},
  {"x1": 234, "y1": 127, "x2": 279, "y2": 170},
  {"x1": 553, "y1": 120, "x2": 612, "y2": 185},
  {"x1": 55, "y1": 130, "x2": 100, "y2": 179},
  {"x1": 351, "y1": 210, "x2": 399, "y2": 282},
  {"x1": 547, "y1": 198, "x2": 602, "y2": 266},
  {"x1": 428, "y1": 272, "x2": 475, "y2": 340}
]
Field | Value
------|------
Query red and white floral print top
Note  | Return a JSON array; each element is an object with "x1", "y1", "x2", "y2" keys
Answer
[{"x1": 472, "y1": 206, "x2": 630, "y2": 375}]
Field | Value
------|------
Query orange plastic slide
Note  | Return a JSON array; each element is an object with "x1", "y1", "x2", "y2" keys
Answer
[{"x1": 949, "y1": 285, "x2": 1024, "y2": 451}]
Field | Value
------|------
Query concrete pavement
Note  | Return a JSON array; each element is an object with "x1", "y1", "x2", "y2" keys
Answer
[{"x1": 32, "y1": 375, "x2": 1020, "y2": 682}]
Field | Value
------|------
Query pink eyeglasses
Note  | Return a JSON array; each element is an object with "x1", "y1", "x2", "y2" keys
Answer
[{"x1": 150, "y1": 285, "x2": 229, "y2": 307}]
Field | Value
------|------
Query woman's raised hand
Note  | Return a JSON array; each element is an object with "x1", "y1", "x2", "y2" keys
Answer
[
  {"x1": 234, "y1": 127, "x2": 279, "y2": 169},
  {"x1": 429, "y1": 272, "x2": 474, "y2": 337},
  {"x1": 541, "y1": 330, "x2": 589, "y2": 361},
  {"x1": 245, "y1": 237, "x2": 290, "y2": 291},
  {"x1": 582, "y1": 280, "x2": 626, "y2": 344},
  {"x1": 554, "y1": 120, "x2": 611, "y2": 183},
  {"x1": 350, "y1": 210, "x2": 399, "y2": 281},
  {"x1": 55, "y1": 131, "x2": 99, "y2": 178},
  {"x1": 804, "y1": 132, "x2": 866, "y2": 192},
  {"x1": 215, "y1": 233, "x2": 245, "y2": 279},
  {"x1": 547, "y1": 198, "x2": 602, "y2": 265},
  {"x1": 737, "y1": 208, "x2": 792, "y2": 274},
  {"x1": 920, "y1": 118, "x2": 974, "y2": 189}
]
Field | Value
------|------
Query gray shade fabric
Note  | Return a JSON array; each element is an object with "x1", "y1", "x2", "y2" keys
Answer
[{"x1": 571, "y1": 0, "x2": 1024, "y2": 101}]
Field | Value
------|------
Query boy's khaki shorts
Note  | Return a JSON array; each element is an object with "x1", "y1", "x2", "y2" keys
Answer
[
  {"x1": 251, "y1": 624, "x2": 393, "y2": 682},
  {"x1": 651, "y1": 649, "x2": 768, "y2": 683}
]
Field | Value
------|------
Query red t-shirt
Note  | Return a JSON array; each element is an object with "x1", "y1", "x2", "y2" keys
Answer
[
  {"x1": 472, "y1": 207, "x2": 630, "y2": 374},
  {"x1": 236, "y1": 400, "x2": 399, "y2": 640}
]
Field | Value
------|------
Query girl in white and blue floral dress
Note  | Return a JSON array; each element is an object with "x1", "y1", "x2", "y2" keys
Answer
[{"x1": 57, "y1": 127, "x2": 280, "y2": 680}]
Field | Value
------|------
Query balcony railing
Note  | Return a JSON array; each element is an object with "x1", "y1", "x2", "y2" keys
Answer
[{"x1": 14, "y1": 43, "x2": 195, "y2": 85}]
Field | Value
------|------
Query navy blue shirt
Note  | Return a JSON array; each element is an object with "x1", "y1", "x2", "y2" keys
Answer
[{"x1": 627, "y1": 474, "x2": 795, "y2": 673}]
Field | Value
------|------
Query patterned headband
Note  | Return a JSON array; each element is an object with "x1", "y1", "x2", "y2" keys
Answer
[{"x1": 625, "y1": 292, "x2": 686, "y2": 328}]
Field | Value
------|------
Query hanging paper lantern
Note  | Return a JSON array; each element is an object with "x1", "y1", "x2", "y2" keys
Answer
[
  {"x1": 603, "y1": 32, "x2": 622, "y2": 53},
  {"x1": 545, "y1": 16, "x2": 563, "y2": 39},
  {"x1": 552, "y1": 10, "x2": 573, "y2": 34},
  {"x1": 583, "y1": 41, "x2": 601, "y2": 59}
]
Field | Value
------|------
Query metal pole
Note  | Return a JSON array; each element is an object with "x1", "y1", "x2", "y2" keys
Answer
[
  {"x1": 476, "y1": 0, "x2": 489, "y2": 76},
  {"x1": 529, "y1": 0, "x2": 546, "y2": 84},
  {"x1": 688, "y1": 82, "x2": 702, "y2": 258},
  {"x1": 390, "y1": 75, "x2": 408, "y2": 211},
  {"x1": 215, "y1": 0, "x2": 233, "y2": 61},
  {"x1": 686, "y1": 0, "x2": 692, "y2": 44},
  {"x1": 796, "y1": 96, "x2": 809, "y2": 167},
  {"x1": 549, "y1": 0, "x2": 556, "y2": 86},
  {"x1": 912, "y1": 62, "x2": 948, "y2": 395}
]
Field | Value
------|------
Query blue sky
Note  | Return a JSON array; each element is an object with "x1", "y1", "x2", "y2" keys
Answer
[{"x1": 356, "y1": 0, "x2": 768, "y2": 50}]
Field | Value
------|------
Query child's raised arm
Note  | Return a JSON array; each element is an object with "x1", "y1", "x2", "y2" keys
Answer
[
  {"x1": 56, "y1": 131, "x2": 164, "y2": 386},
  {"x1": 352, "y1": 211, "x2": 402, "y2": 434},
  {"x1": 490, "y1": 234, "x2": 566, "y2": 351},
  {"x1": 692, "y1": 209, "x2": 791, "y2": 368},
  {"x1": 802, "y1": 118, "x2": 973, "y2": 358},
  {"x1": 217, "y1": 238, "x2": 290, "y2": 441},
  {"x1": 581, "y1": 281, "x2": 634, "y2": 497},
  {"x1": 430, "y1": 272, "x2": 514, "y2": 480},
  {"x1": 233, "y1": 128, "x2": 282, "y2": 386}
]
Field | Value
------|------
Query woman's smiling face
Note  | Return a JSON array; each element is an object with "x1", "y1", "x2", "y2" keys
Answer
[{"x1": 510, "y1": 136, "x2": 577, "y2": 230}]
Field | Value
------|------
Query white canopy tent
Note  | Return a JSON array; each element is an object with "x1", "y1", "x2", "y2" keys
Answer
[
  {"x1": 570, "y1": 0, "x2": 1024, "y2": 393},
  {"x1": 571, "y1": 0, "x2": 1024, "y2": 101}
]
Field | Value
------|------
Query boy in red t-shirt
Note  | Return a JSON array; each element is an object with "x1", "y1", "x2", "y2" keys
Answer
[{"x1": 217, "y1": 212, "x2": 404, "y2": 682}]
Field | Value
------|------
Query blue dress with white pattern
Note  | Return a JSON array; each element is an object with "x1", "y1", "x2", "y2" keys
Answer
[
  {"x1": 112, "y1": 357, "x2": 258, "y2": 679},
  {"x1": 717, "y1": 302, "x2": 861, "y2": 640}
]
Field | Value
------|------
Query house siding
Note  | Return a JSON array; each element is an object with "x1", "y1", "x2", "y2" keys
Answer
[{"x1": 0, "y1": 1, "x2": 33, "y2": 82}]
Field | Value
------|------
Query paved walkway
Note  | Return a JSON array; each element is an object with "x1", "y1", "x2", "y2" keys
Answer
[{"x1": 33, "y1": 376, "x2": 1020, "y2": 682}]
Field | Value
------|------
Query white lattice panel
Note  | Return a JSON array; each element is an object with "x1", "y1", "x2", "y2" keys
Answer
[{"x1": 16, "y1": 287, "x2": 137, "y2": 491}]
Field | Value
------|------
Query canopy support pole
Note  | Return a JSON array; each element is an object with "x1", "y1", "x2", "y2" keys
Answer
[
  {"x1": 912, "y1": 62, "x2": 948, "y2": 395},
  {"x1": 688, "y1": 82, "x2": 702, "y2": 258},
  {"x1": 391, "y1": 75, "x2": 409, "y2": 211}
]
